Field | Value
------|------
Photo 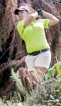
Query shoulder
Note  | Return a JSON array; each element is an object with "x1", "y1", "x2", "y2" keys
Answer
[
  {"x1": 17, "y1": 19, "x2": 25, "y2": 27},
  {"x1": 16, "y1": 19, "x2": 25, "y2": 32}
]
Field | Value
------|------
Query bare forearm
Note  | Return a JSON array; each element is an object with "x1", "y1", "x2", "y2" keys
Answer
[
  {"x1": 42, "y1": 11, "x2": 59, "y2": 26},
  {"x1": 43, "y1": 11, "x2": 59, "y2": 21},
  {"x1": 24, "y1": 11, "x2": 38, "y2": 27}
]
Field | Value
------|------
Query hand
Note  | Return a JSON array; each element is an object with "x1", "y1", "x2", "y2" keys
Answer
[{"x1": 37, "y1": 8, "x2": 44, "y2": 15}]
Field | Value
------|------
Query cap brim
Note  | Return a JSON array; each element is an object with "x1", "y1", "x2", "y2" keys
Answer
[{"x1": 14, "y1": 8, "x2": 25, "y2": 15}]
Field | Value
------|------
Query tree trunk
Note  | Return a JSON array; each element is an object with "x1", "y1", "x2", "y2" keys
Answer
[{"x1": 0, "y1": 0, "x2": 61, "y2": 100}]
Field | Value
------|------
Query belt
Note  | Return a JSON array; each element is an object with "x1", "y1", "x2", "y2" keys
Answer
[{"x1": 28, "y1": 48, "x2": 50, "y2": 56}]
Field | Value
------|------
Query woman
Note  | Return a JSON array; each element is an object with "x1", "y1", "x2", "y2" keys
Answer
[{"x1": 14, "y1": 3, "x2": 59, "y2": 90}]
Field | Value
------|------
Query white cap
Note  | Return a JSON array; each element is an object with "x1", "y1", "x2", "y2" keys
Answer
[{"x1": 14, "y1": 6, "x2": 30, "y2": 15}]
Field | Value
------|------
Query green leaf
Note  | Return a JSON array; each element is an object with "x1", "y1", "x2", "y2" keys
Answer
[
  {"x1": 55, "y1": 89, "x2": 60, "y2": 93},
  {"x1": 56, "y1": 63, "x2": 61, "y2": 74},
  {"x1": 47, "y1": 68, "x2": 55, "y2": 76},
  {"x1": 17, "y1": 92, "x2": 22, "y2": 102}
]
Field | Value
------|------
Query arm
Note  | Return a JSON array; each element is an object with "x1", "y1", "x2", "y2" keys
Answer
[
  {"x1": 24, "y1": 9, "x2": 59, "y2": 28},
  {"x1": 24, "y1": 12, "x2": 38, "y2": 27},
  {"x1": 42, "y1": 11, "x2": 59, "y2": 27}
]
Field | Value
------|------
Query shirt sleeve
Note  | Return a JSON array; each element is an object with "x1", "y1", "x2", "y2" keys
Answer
[
  {"x1": 41, "y1": 19, "x2": 50, "y2": 28},
  {"x1": 16, "y1": 19, "x2": 25, "y2": 39}
]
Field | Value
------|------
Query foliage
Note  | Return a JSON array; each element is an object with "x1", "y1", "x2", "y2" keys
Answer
[
  {"x1": 11, "y1": 63, "x2": 61, "y2": 105},
  {"x1": 0, "y1": 99, "x2": 6, "y2": 106},
  {"x1": 24, "y1": 76, "x2": 61, "y2": 106},
  {"x1": 11, "y1": 69, "x2": 27, "y2": 96},
  {"x1": 0, "y1": 62, "x2": 61, "y2": 105},
  {"x1": 47, "y1": 62, "x2": 61, "y2": 76}
]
